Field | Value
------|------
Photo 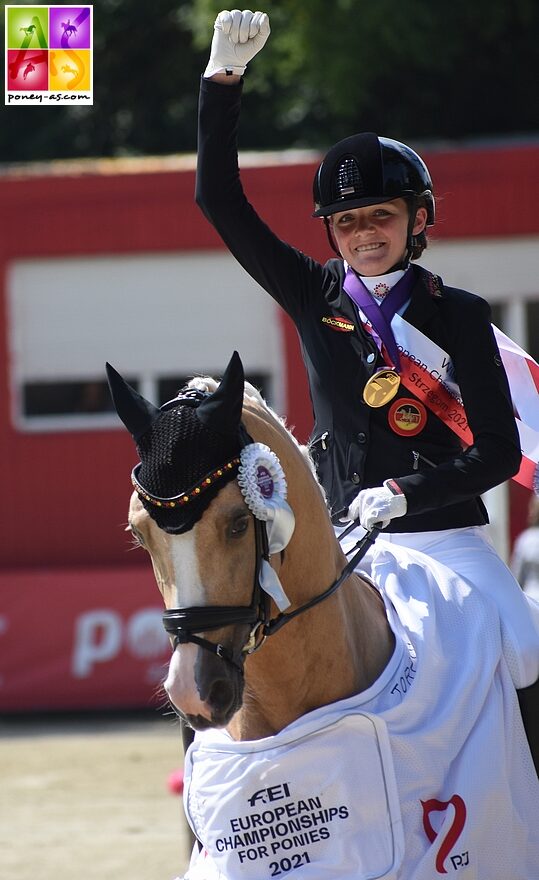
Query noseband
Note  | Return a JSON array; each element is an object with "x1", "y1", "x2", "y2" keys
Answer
[{"x1": 162, "y1": 519, "x2": 379, "y2": 674}]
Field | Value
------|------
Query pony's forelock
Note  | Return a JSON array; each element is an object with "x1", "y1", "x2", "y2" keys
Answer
[
  {"x1": 187, "y1": 375, "x2": 219, "y2": 394},
  {"x1": 187, "y1": 374, "x2": 265, "y2": 406}
]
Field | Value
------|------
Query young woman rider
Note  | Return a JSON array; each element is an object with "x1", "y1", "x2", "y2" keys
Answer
[{"x1": 195, "y1": 9, "x2": 539, "y2": 690}]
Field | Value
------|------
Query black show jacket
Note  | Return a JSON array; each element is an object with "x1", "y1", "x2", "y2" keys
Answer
[{"x1": 196, "y1": 78, "x2": 521, "y2": 533}]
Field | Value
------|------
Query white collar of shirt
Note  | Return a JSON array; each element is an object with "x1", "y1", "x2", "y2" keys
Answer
[
  {"x1": 359, "y1": 268, "x2": 406, "y2": 297},
  {"x1": 343, "y1": 265, "x2": 409, "y2": 317}
]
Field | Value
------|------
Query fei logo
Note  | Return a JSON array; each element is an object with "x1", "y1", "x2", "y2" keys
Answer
[{"x1": 5, "y1": 6, "x2": 93, "y2": 106}]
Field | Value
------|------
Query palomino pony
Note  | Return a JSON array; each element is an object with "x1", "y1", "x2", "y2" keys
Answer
[{"x1": 108, "y1": 352, "x2": 538, "y2": 880}]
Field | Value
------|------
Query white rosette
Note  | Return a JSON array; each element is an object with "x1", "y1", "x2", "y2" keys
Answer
[{"x1": 238, "y1": 443, "x2": 295, "y2": 611}]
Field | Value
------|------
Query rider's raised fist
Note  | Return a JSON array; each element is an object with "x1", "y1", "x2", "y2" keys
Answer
[{"x1": 203, "y1": 9, "x2": 270, "y2": 79}]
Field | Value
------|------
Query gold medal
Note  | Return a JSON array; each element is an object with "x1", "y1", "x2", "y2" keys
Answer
[{"x1": 363, "y1": 370, "x2": 401, "y2": 408}]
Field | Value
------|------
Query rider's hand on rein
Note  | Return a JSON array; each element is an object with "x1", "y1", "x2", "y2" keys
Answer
[{"x1": 346, "y1": 481, "x2": 407, "y2": 530}]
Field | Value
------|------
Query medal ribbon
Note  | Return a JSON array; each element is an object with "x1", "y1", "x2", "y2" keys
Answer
[{"x1": 343, "y1": 268, "x2": 415, "y2": 371}]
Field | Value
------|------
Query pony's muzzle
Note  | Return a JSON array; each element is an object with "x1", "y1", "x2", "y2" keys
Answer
[{"x1": 164, "y1": 639, "x2": 245, "y2": 729}]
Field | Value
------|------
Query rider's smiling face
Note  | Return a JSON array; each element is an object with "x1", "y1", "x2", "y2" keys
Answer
[{"x1": 329, "y1": 198, "x2": 427, "y2": 276}]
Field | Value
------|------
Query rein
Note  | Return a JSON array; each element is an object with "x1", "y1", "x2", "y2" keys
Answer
[
  {"x1": 266, "y1": 523, "x2": 380, "y2": 635},
  {"x1": 162, "y1": 520, "x2": 380, "y2": 672}
]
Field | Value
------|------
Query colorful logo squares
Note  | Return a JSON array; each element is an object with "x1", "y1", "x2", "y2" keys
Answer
[{"x1": 5, "y1": 6, "x2": 93, "y2": 105}]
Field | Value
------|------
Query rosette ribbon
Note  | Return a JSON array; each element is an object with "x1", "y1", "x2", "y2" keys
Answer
[{"x1": 238, "y1": 443, "x2": 295, "y2": 611}]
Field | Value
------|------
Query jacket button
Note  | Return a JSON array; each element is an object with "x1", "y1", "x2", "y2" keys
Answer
[
  {"x1": 357, "y1": 432, "x2": 367, "y2": 444},
  {"x1": 351, "y1": 473, "x2": 361, "y2": 484}
]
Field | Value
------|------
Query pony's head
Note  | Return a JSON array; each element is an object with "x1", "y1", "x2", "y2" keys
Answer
[{"x1": 108, "y1": 352, "x2": 313, "y2": 731}]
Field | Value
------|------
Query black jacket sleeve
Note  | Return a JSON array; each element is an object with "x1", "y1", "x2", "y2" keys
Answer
[{"x1": 196, "y1": 77, "x2": 327, "y2": 322}]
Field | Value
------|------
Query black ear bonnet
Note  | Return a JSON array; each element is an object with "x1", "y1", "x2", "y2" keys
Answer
[{"x1": 106, "y1": 352, "x2": 251, "y2": 534}]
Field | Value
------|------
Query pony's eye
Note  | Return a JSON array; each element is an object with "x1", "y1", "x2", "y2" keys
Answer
[{"x1": 229, "y1": 514, "x2": 249, "y2": 538}]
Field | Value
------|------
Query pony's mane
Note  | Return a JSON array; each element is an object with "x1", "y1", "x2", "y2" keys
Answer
[{"x1": 186, "y1": 374, "x2": 324, "y2": 498}]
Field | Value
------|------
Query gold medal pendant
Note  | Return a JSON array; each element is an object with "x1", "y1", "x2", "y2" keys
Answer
[{"x1": 363, "y1": 370, "x2": 401, "y2": 408}]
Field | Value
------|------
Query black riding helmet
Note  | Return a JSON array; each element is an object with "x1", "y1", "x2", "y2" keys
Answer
[
  {"x1": 313, "y1": 132, "x2": 435, "y2": 267},
  {"x1": 313, "y1": 132, "x2": 435, "y2": 221}
]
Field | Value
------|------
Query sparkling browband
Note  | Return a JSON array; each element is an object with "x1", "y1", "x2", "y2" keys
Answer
[{"x1": 131, "y1": 457, "x2": 241, "y2": 509}]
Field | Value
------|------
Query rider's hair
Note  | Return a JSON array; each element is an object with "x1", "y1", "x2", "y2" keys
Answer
[{"x1": 409, "y1": 195, "x2": 429, "y2": 261}]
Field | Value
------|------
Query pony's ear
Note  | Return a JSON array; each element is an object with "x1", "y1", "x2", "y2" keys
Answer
[
  {"x1": 106, "y1": 362, "x2": 161, "y2": 442},
  {"x1": 196, "y1": 351, "x2": 244, "y2": 437}
]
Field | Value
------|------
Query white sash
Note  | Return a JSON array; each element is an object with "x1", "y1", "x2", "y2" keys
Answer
[{"x1": 390, "y1": 313, "x2": 539, "y2": 491}]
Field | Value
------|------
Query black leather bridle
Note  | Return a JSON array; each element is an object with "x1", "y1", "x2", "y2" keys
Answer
[
  {"x1": 162, "y1": 518, "x2": 379, "y2": 673},
  {"x1": 162, "y1": 514, "x2": 271, "y2": 671}
]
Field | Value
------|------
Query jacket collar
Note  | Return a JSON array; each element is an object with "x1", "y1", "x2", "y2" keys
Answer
[{"x1": 402, "y1": 266, "x2": 444, "y2": 330}]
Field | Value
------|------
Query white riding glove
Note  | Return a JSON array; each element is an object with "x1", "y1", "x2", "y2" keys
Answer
[
  {"x1": 346, "y1": 480, "x2": 407, "y2": 530},
  {"x1": 203, "y1": 9, "x2": 270, "y2": 79}
]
